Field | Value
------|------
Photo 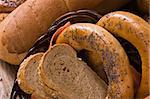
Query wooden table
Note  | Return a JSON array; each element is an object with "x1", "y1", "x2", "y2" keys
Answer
[{"x1": 0, "y1": 60, "x2": 18, "y2": 99}]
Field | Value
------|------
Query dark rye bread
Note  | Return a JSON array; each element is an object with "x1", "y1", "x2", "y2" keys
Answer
[{"x1": 39, "y1": 44, "x2": 107, "y2": 99}]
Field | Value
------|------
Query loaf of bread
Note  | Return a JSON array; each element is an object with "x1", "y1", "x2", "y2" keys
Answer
[
  {"x1": 39, "y1": 44, "x2": 107, "y2": 99},
  {"x1": 0, "y1": 0, "x2": 130, "y2": 65}
]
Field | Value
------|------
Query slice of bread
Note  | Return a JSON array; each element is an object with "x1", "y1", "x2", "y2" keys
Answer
[
  {"x1": 17, "y1": 53, "x2": 67, "y2": 99},
  {"x1": 17, "y1": 53, "x2": 44, "y2": 94},
  {"x1": 39, "y1": 44, "x2": 107, "y2": 99}
]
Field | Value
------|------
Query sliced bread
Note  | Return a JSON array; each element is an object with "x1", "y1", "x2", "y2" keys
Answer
[
  {"x1": 17, "y1": 52, "x2": 67, "y2": 99},
  {"x1": 17, "y1": 53, "x2": 44, "y2": 94},
  {"x1": 39, "y1": 44, "x2": 107, "y2": 99}
]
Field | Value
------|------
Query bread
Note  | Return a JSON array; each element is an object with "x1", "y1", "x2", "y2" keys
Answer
[
  {"x1": 17, "y1": 53, "x2": 44, "y2": 94},
  {"x1": 0, "y1": 0, "x2": 130, "y2": 65},
  {"x1": 0, "y1": 13, "x2": 8, "y2": 22},
  {"x1": 17, "y1": 52, "x2": 68, "y2": 98},
  {"x1": 97, "y1": 11, "x2": 150, "y2": 98},
  {"x1": 56, "y1": 23, "x2": 134, "y2": 98},
  {"x1": 0, "y1": 0, "x2": 26, "y2": 13},
  {"x1": 39, "y1": 44, "x2": 107, "y2": 99}
]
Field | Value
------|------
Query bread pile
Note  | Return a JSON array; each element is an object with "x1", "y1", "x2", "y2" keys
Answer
[
  {"x1": 0, "y1": 0, "x2": 132, "y2": 65},
  {"x1": 0, "y1": 0, "x2": 149, "y2": 99},
  {"x1": 17, "y1": 14, "x2": 150, "y2": 98},
  {"x1": 17, "y1": 44, "x2": 107, "y2": 99}
]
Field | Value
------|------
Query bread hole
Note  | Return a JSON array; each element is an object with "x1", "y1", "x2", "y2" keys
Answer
[
  {"x1": 116, "y1": 37, "x2": 142, "y2": 74},
  {"x1": 63, "y1": 67, "x2": 66, "y2": 71}
]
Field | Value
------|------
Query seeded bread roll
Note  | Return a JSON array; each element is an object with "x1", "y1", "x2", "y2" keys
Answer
[{"x1": 39, "y1": 44, "x2": 107, "y2": 99}]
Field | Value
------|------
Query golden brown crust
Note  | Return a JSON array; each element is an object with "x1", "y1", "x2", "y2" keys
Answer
[
  {"x1": 97, "y1": 11, "x2": 150, "y2": 98},
  {"x1": 56, "y1": 23, "x2": 134, "y2": 98}
]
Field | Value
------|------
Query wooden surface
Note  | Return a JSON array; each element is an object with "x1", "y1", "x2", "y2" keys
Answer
[{"x1": 0, "y1": 60, "x2": 18, "y2": 99}]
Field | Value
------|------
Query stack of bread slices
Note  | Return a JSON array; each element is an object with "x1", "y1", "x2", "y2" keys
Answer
[{"x1": 17, "y1": 44, "x2": 107, "y2": 99}]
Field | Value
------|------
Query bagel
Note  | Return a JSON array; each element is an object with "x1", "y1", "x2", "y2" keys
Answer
[
  {"x1": 51, "y1": 22, "x2": 141, "y2": 92},
  {"x1": 55, "y1": 23, "x2": 134, "y2": 98},
  {"x1": 97, "y1": 11, "x2": 150, "y2": 98}
]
